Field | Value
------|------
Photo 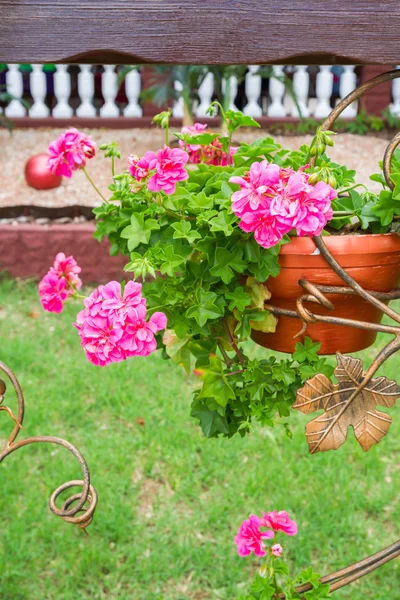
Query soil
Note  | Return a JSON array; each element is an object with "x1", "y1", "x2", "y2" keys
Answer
[{"x1": 0, "y1": 127, "x2": 391, "y2": 209}]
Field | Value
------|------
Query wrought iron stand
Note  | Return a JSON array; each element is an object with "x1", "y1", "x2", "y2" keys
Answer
[
  {"x1": 270, "y1": 69, "x2": 400, "y2": 593},
  {"x1": 0, "y1": 361, "x2": 97, "y2": 531}
]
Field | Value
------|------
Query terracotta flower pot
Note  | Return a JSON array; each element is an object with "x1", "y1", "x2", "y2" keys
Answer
[{"x1": 251, "y1": 233, "x2": 400, "y2": 355}]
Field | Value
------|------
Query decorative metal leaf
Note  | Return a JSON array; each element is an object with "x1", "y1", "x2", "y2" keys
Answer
[{"x1": 293, "y1": 353, "x2": 400, "y2": 454}]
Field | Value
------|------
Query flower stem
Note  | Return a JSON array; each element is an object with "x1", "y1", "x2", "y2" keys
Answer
[
  {"x1": 82, "y1": 167, "x2": 108, "y2": 204},
  {"x1": 332, "y1": 211, "x2": 355, "y2": 216},
  {"x1": 217, "y1": 340, "x2": 234, "y2": 367},
  {"x1": 111, "y1": 156, "x2": 115, "y2": 177},
  {"x1": 225, "y1": 369, "x2": 245, "y2": 377},
  {"x1": 222, "y1": 317, "x2": 245, "y2": 366}
]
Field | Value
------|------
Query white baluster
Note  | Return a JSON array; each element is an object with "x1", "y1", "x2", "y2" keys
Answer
[
  {"x1": 52, "y1": 65, "x2": 73, "y2": 118},
  {"x1": 313, "y1": 66, "x2": 334, "y2": 119},
  {"x1": 196, "y1": 72, "x2": 214, "y2": 117},
  {"x1": 172, "y1": 80, "x2": 184, "y2": 118},
  {"x1": 5, "y1": 64, "x2": 26, "y2": 117},
  {"x1": 123, "y1": 68, "x2": 142, "y2": 117},
  {"x1": 76, "y1": 65, "x2": 96, "y2": 117},
  {"x1": 243, "y1": 65, "x2": 262, "y2": 117},
  {"x1": 268, "y1": 66, "x2": 286, "y2": 117},
  {"x1": 389, "y1": 66, "x2": 400, "y2": 117},
  {"x1": 339, "y1": 66, "x2": 357, "y2": 118},
  {"x1": 29, "y1": 64, "x2": 49, "y2": 118},
  {"x1": 222, "y1": 75, "x2": 238, "y2": 111},
  {"x1": 291, "y1": 66, "x2": 310, "y2": 118},
  {"x1": 100, "y1": 65, "x2": 119, "y2": 118}
]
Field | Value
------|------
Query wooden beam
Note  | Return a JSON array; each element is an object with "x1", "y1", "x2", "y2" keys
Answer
[{"x1": 1, "y1": 1, "x2": 400, "y2": 66}]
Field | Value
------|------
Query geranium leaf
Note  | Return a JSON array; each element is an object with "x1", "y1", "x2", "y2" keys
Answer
[
  {"x1": 121, "y1": 214, "x2": 160, "y2": 250},
  {"x1": 210, "y1": 247, "x2": 247, "y2": 284},
  {"x1": 184, "y1": 290, "x2": 224, "y2": 327}
]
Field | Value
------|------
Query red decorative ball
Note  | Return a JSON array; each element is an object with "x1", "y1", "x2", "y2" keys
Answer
[{"x1": 24, "y1": 153, "x2": 62, "y2": 190}]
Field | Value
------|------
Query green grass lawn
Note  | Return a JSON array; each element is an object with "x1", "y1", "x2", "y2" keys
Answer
[{"x1": 0, "y1": 277, "x2": 399, "y2": 600}]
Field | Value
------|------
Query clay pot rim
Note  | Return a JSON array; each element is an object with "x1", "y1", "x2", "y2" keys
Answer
[{"x1": 280, "y1": 232, "x2": 400, "y2": 256}]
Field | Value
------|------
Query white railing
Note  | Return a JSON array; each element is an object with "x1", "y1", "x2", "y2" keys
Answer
[
  {"x1": 1, "y1": 64, "x2": 143, "y2": 119},
  {"x1": 5, "y1": 64, "x2": 399, "y2": 121}
]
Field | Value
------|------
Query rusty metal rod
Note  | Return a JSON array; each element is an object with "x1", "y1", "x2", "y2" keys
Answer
[
  {"x1": 313, "y1": 236, "x2": 400, "y2": 326},
  {"x1": 265, "y1": 305, "x2": 400, "y2": 335}
]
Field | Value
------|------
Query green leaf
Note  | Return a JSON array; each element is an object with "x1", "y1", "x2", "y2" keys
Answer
[
  {"x1": 198, "y1": 355, "x2": 236, "y2": 408},
  {"x1": 159, "y1": 245, "x2": 187, "y2": 276},
  {"x1": 248, "y1": 245, "x2": 282, "y2": 281},
  {"x1": 191, "y1": 405, "x2": 230, "y2": 437},
  {"x1": 185, "y1": 290, "x2": 224, "y2": 327},
  {"x1": 210, "y1": 247, "x2": 247, "y2": 284},
  {"x1": 372, "y1": 189, "x2": 400, "y2": 226},
  {"x1": 120, "y1": 214, "x2": 160, "y2": 251},
  {"x1": 171, "y1": 220, "x2": 201, "y2": 243},
  {"x1": 250, "y1": 575, "x2": 275, "y2": 599},
  {"x1": 391, "y1": 172, "x2": 400, "y2": 200},
  {"x1": 188, "y1": 191, "x2": 214, "y2": 211},
  {"x1": 225, "y1": 287, "x2": 252, "y2": 311},
  {"x1": 293, "y1": 337, "x2": 321, "y2": 363},
  {"x1": 209, "y1": 210, "x2": 237, "y2": 235},
  {"x1": 163, "y1": 329, "x2": 191, "y2": 373}
]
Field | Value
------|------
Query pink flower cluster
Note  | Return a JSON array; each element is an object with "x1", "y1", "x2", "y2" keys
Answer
[
  {"x1": 234, "y1": 510, "x2": 297, "y2": 557},
  {"x1": 74, "y1": 281, "x2": 167, "y2": 366},
  {"x1": 179, "y1": 123, "x2": 238, "y2": 166},
  {"x1": 229, "y1": 160, "x2": 337, "y2": 249},
  {"x1": 48, "y1": 128, "x2": 96, "y2": 177},
  {"x1": 128, "y1": 145, "x2": 189, "y2": 195},
  {"x1": 38, "y1": 253, "x2": 82, "y2": 313}
]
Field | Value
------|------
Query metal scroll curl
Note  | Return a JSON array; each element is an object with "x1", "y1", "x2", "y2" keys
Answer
[{"x1": 0, "y1": 361, "x2": 97, "y2": 531}]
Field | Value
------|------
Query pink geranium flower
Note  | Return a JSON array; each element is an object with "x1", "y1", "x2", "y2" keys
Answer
[
  {"x1": 230, "y1": 161, "x2": 280, "y2": 216},
  {"x1": 48, "y1": 128, "x2": 96, "y2": 177},
  {"x1": 128, "y1": 154, "x2": 150, "y2": 181},
  {"x1": 262, "y1": 511, "x2": 298, "y2": 536},
  {"x1": 74, "y1": 282, "x2": 167, "y2": 366},
  {"x1": 234, "y1": 514, "x2": 274, "y2": 557},
  {"x1": 230, "y1": 161, "x2": 337, "y2": 249},
  {"x1": 100, "y1": 280, "x2": 145, "y2": 324},
  {"x1": 271, "y1": 543, "x2": 283, "y2": 557},
  {"x1": 38, "y1": 272, "x2": 69, "y2": 314},
  {"x1": 239, "y1": 207, "x2": 292, "y2": 249},
  {"x1": 75, "y1": 314, "x2": 126, "y2": 367},
  {"x1": 120, "y1": 305, "x2": 168, "y2": 357},
  {"x1": 39, "y1": 253, "x2": 82, "y2": 313},
  {"x1": 139, "y1": 146, "x2": 189, "y2": 195},
  {"x1": 50, "y1": 252, "x2": 82, "y2": 289},
  {"x1": 270, "y1": 172, "x2": 335, "y2": 237}
]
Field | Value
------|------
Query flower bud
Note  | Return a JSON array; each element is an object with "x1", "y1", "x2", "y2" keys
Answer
[{"x1": 328, "y1": 175, "x2": 337, "y2": 189}]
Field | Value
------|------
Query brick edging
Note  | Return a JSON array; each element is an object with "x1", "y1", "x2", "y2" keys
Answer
[{"x1": 0, "y1": 223, "x2": 127, "y2": 283}]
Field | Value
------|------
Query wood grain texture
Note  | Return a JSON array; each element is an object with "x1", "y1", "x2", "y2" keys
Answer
[{"x1": 1, "y1": 0, "x2": 400, "y2": 65}]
